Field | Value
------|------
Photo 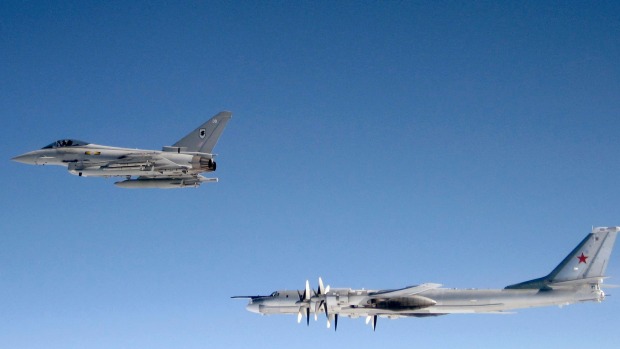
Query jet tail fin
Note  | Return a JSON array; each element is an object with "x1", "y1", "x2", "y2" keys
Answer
[
  {"x1": 171, "y1": 111, "x2": 232, "y2": 153},
  {"x1": 505, "y1": 226, "x2": 619, "y2": 290}
]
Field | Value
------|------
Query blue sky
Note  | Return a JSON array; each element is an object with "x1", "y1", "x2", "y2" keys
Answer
[{"x1": 1, "y1": 1, "x2": 619, "y2": 348}]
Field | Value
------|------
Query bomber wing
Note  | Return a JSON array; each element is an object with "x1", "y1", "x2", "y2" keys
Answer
[{"x1": 369, "y1": 283, "x2": 442, "y2": 298}]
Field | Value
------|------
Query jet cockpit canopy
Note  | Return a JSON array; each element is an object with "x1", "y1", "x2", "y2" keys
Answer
[{"x1": 42, "y1": 139, "x2": 89, "y2": 149}]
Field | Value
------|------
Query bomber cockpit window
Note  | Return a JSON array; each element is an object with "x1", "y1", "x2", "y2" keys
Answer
[
  {"x1": 270, "y1": 291, "x2": 279, "y2": 297},
  {"x1": 42, "y1": 139, "x2": 89, "y2": 149}
]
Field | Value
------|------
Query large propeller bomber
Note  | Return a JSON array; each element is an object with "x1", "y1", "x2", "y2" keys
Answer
[
  {"x1": 295, "y1": 278, "x2": 379, "y2": 332},
  {"x1": 236, "y1": 228, "x2": 620, "y2": 332}
]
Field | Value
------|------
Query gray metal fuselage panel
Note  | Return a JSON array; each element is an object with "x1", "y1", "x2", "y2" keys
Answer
[
  {"x1": 250, "y1": 285, "x2": 602, "y2": 317},
  {"x1": 19, "y1": 144, "x2": 200, "y2": 177}
]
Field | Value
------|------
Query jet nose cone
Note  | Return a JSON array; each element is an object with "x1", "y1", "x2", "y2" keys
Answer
[
  {"x1": 246, "y1": 302, "x2": 261, "y2": 314},
  {"x1": 12, "y1": 153, "x2": 36, "y2": 164}
]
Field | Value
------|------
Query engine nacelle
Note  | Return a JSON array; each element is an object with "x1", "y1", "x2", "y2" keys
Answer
[{"x1": 367, "y1": 295, "x2": 436, "y2": 310}]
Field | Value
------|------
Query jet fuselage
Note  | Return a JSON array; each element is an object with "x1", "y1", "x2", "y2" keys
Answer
[{"x1": 13, "y1": 144, "x2": 211, "y2": 177}]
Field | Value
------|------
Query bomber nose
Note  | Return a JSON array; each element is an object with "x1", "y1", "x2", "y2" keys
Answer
[{"x1": 246, "y1": 302, "x2": 261, "y2": 314}]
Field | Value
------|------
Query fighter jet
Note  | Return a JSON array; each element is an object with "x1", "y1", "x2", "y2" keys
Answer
[
  {"x1": 233, "y1": 226, "x2": 618, "y2": 331},
  {"x1": 12, "y1": 111, "x2": 232, "y2": 189}
]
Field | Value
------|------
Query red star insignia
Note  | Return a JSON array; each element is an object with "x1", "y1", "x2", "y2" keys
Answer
[{"x1": 577, "y1": 252, "x2": 588, "y2": 264}]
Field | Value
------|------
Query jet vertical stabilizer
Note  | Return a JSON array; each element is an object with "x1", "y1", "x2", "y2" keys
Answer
[{"x1": 171, "y1": 111, "x2": 232, "y2": 153}]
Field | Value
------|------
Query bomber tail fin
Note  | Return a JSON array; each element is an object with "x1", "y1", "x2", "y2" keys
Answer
[
  {"x1": 506, "y1": 226, "x2": 619, "y2": 289},
  {"x1": 170, "y1": 111, "x2": 232, "y2": 153}
]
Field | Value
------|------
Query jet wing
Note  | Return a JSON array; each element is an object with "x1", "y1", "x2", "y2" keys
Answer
[
  {"x1": 369, "y1": 283, "x2": 442, "y2": 298},
  {"x1": 104, "y1": 153, "x2": 189, "y2": 171}
]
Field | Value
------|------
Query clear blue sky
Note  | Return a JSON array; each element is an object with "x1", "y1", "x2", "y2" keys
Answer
[{"x1": 1, "y1": 1, "x2": 619, "y2": 348}]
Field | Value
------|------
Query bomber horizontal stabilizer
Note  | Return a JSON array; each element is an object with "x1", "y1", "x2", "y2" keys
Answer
[{"x1": 548, "y1": 277, "x2": 609, "y2": 288}]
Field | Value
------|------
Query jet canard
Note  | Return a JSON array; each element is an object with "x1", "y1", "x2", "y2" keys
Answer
[
  {"x1": 233, "y1": 226, "x2": 618, "y2": 331},
  {"x1": 12, "y1": 111, "x2": 232, "y2": 189}
]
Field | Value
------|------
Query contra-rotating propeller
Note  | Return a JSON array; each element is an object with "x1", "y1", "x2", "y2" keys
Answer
[
  {"x1": 296, "y1": 278, "x2": 339, "y2": 331},
  {"x1": 314, "y1": 277, "x2": 330, "y2": 320},
  {"x1": 296, "y1": 280, "x2": 311, "y2": 326}
]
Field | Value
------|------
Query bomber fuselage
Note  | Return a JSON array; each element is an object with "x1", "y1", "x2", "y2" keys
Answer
[{"x1": 247, "y1": 284, "x2": 604, "y2": 318}]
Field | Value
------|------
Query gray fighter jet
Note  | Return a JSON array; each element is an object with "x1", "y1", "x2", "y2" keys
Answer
[
  {"x1": 233, "y1": 226, "x2": 618, "y2": 331},
  {"x1": 12, "y1": 111, "x2": 232, "y2": 189}
]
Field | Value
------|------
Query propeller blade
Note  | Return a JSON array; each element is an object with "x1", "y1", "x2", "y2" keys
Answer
[
  {"x1": 365, "y1": 315, "x2": 378, "y2": 331},
  {"x1": 306, "y1": 307, "x2": 310, "y2": 326},
  {"x1": 314, "y1": 300, "x2": 322, "y2": 321},
  {"x1": 305, "y1": 280, "x2": 311, "y2": 301},
  {"x1": 325, "y1": 285, "x2": 330, "y2": 293},
  {"x1": 315, "y1": 300, "x2": 324, "y2": 319},
  {"x1": 297, "y1": 310, "x2": 302, "y2": 324},
  {"x1": 326, "y1": 313, "x2": 338, "y2": 331},
  {"x1": 318, "y1": 277, "x2": 325, "y2": 295}
]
